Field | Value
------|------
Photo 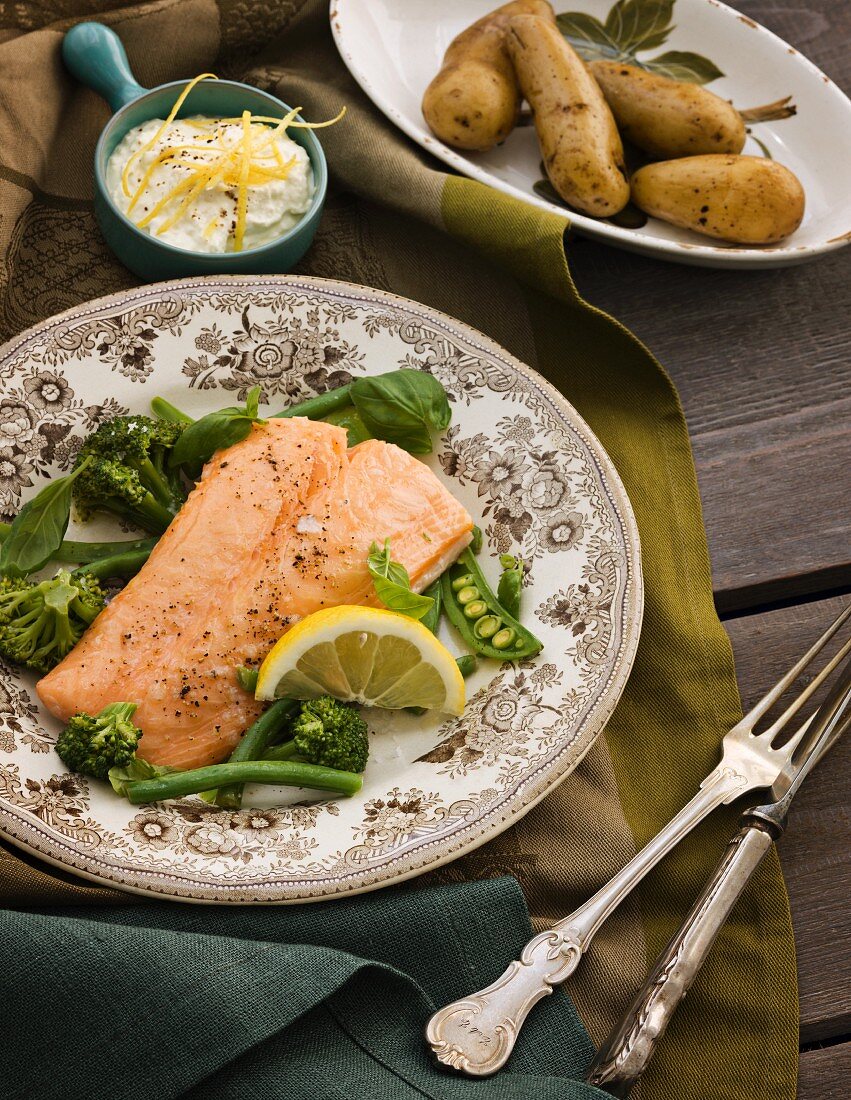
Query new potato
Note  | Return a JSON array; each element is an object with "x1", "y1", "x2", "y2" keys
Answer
[
  {"x1": 589, "y1": 61, "x2": 746, "y2": 159},
  {"x1": 506, "y1": 14, "x2": 629, "y2": 216},
  {"x1": 422, "y1": 0, "x2": 555, "y2": 152},
  {"x1": 631, "y1": 155, "x2": 805, "y2": 243}
]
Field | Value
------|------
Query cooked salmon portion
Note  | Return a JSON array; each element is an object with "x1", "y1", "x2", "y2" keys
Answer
[{"x1": 37, "y1": 419, "x2": 473, "y2": 770}]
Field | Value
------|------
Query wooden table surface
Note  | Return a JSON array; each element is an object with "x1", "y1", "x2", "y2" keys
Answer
[{"x1": 569, "y1": 3, "x2": 850, "y2": 1093}]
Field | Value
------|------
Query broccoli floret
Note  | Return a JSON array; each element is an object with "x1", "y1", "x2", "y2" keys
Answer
[
  {"x1": 0, "y1": 571, "x2": 105, "y2": 674},
  {"x1": 56, "y1": 702, "x2": 142, "y2": 781},
  {"x1": 73, "y1": 415, "x2": 185, "y2": 534},
  {"x1": 291, "y1": 696, "x2": 369, "y2": 773},
  {"x1": 55, "y1": 700, "x2": 175, "y2": 793}
]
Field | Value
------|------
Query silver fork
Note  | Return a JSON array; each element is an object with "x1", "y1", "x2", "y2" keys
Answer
[{"x1": 426, "y1": 603, "x2": 851, "y2": 1077}]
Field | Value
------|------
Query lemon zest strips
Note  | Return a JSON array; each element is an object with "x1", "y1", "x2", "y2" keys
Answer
[
  {"x1": 157, "y1": 165, "x2": 227, "y2": 235},
  {"x1": 121, "y1": 73, "x2": 218, "y2": 198},
  {"x1": 233, "y1": 110, "x2": 253, "y2": 253},
  {"x1": 219, "y1": 106, "x2": 347, "y2": 130},
  {"x1": 120, "y1": 75, "x2": 346, "y2": 251},
  {"x1": 127, "y1": 141, "x2": 233, "y2": 214}
]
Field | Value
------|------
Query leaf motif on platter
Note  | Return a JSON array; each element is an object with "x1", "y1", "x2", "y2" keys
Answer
[
  {"x1": 558, "y1": 0, "x2": 725, "y2": 85},
  {"x1": 641, "y1": 49, "x2": 724, "y2": 84}
]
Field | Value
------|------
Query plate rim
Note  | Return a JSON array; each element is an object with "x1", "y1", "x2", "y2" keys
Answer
[
  {"x1": 329, "y1": 0, "x2": 851, "y2": 269},
  {"x1": 0, "y1": 273, "x2": 643, "y2": 903}
]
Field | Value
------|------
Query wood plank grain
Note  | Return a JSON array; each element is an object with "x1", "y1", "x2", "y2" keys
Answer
[
  {"x1": 568, "y1": 0, "x2": 851, "y2": 611},
  {"x1": 724, "y1": 595, "x2": 851, "y2": 1043},
  {"x1": 798, "y1": 1042, "x2": 851, "y2": 1100}
]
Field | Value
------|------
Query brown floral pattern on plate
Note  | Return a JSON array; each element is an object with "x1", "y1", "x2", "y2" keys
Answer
[{"x1": 0, "y1": 276, "x2": 642, "y2": 903}]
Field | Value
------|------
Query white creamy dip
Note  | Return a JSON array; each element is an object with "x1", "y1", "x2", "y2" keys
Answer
[{"x1": 106, "y1": 116, "x2": 315, "y2": 254}]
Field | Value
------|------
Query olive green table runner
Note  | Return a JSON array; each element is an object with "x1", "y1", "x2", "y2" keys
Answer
[{"x1": 0, "y1": 1, "x2": 798, "y2": 1098}]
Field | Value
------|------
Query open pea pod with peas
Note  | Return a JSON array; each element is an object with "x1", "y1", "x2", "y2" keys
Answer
[{"x1": 441, "y1": 548, "x2": 542, "y2": 661}]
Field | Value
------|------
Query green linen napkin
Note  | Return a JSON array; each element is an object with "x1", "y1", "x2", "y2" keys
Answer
[
  {"x1": 2, "y1": 878, "x2": 607, "y2": 1100},
  {"x1": 0, "y1": 2, "x2": 798, "y2": 1099}
]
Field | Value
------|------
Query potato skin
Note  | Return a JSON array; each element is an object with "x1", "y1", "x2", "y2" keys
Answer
[
  {"x1": 422, "y1": 1, "x2": 555, "y2": 152},
  {"x1": 631, "y1": 155, "x2": 805, "y2": 243},
  {"x1": 505, "y1": 15, "x2": 629, "y2": 217},
  {"x1": 589, "y1": 60, "x2": 746, "y2": 159}
]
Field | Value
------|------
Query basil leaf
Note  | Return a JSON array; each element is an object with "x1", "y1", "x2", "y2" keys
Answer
[
  {"x1": 169, "y1": 386, "x2": 264, "y2": 470},
  {"x1": 369, "y1": 539, "x2": 413, "y2": 588},
  {"x1": 350, "y1": 370, "x2": 451, "y2": 455},
  {"x1": 367, "y1": 539, "x2": 434, "y2": 620},
  {"x1": 0, "y1": 456, "x2": 92, "y2": 578},
  {"x1": 244, "y1": 386, "x2": 260, "y2": 419},
  {"x1": 321, "y1": 405, "x2": 373, "y2": 447}
]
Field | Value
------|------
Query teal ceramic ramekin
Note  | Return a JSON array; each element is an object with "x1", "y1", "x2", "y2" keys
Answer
[{"x1": 62, "y1": 22, "x2": 328, "y2": 281}]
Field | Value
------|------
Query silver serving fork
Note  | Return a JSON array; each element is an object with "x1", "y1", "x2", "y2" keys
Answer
[
  {"x1": 426, "y1": 603, "x2": 851, "y2": 1077},
  {"x1": 586, "y1": 655, "x2": 851, "y2": 1096}
]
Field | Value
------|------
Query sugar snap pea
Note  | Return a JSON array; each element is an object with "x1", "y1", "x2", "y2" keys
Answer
[
  {"x1": 497, "y1": 554, "x2": 524, "y2": 619},
  {"x1": 455, "y1": 653, "x2": 478, "y2": 678},
  {"x1": 420, "y1": 579, "x2": 443, "y2": 636},
  {"x1": 441, "y1": 549, "x2": 542, "y2": 661}
]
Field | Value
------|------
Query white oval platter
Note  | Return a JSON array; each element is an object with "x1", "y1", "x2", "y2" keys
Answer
[
  {"x1": 331, "y1": 0, "x2": 851, "y2": 269},
  {"x1": 0, "y1": 276, "x2": 641, "y2": 903}
]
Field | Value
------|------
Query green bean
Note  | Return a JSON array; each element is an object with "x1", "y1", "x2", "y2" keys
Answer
[
  {"x1": 215, "y1": 699, "x2": 299, "y2": 810},
  {"x1": 151, "y1": 396, "x2": 194, "y2": 425},
  {"x1": 0, "y1": 524, "x2": 157, "y2": 565},
  {"x1": 441, "y1": 549, "x2": 542, "y2": 661},
  {"x1": 271, "y1": 386, "x2": 353, "y2": 421},
  {"x1": 125, "y1": 759, "x2": 362, "y2": 804},
  {"x1": 73, "y1": 547, "x2": 152, "y2": 582},
  {"x1": 470, "y1": 525, "x2": 483, "y2": 555},
  {"x1": 263, "y1": 740, "x2": 300, "y2": 761},
  {"x1": 456, "y1": 585, "x2": 480, "y2": 605},
  {"x1": 152, "y1": 389, "x2": 363, "y2": 450}
]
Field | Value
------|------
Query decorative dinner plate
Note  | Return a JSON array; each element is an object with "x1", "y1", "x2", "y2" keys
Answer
[
  {"x1": 331, "y1": 0, "x2": 851, "y2": 269},
  {"x1": 0, "y1": 276, "x2": 641, "y2": 903}
]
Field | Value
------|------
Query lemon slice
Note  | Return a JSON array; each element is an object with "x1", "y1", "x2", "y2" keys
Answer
[{"x1": 255, "y1": 606, "x2": 465, "y2": 715}]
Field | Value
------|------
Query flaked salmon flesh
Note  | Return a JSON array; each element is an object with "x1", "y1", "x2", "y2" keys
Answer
[{"x1": 37, "y1": 418, "x2": 473, "y2": 769}]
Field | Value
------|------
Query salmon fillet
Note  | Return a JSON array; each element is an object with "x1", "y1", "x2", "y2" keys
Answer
[{"x1": 37, "y1": 419, "x2": 473, "y2": 769}]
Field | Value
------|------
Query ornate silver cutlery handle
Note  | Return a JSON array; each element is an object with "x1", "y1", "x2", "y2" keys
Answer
[
  {"x1": 587, "y1": 661, "x2": 851, "y2": 1095},
  {"x1": 428, "y1": 611, "x2": 851, "y2": 1079},
  {"x1": 585, "y1": 821, "x2": 776, "y2": 1096},
  {"x1": 426, "y1": 767, "x2": 746, "y2": 1076}
]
